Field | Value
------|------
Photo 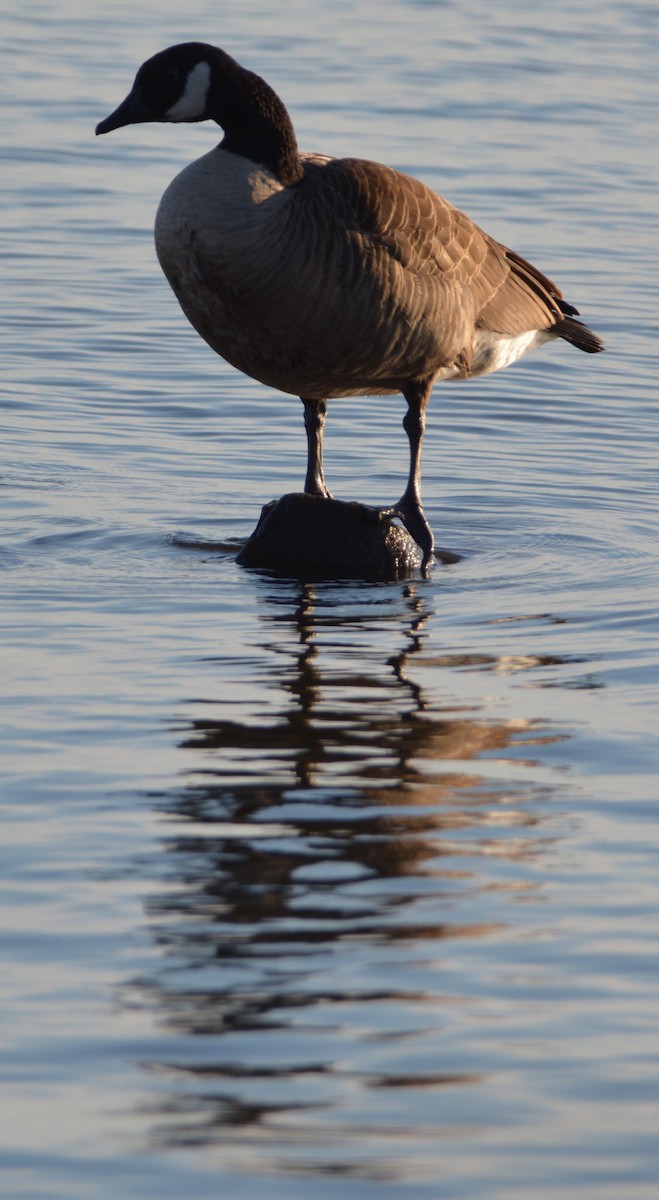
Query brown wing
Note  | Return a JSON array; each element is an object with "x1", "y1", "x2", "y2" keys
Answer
[{"x1": 309, "y1": 156, "x2": 569, "y2": 339}]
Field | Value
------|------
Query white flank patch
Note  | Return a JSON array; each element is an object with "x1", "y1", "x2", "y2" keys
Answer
[
  {"x1": 166, "y1": 61, "x2": 212, "y2": 121},
  {"x1": 470, "y1": 327, "x2": 553, "y2": 376}
]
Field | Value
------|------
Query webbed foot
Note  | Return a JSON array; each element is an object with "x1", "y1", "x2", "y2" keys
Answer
[{"x1": 381, "y1": 497, "x2": 434, "y2": 577}]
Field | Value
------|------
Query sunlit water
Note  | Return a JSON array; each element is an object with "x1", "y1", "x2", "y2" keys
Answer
[{"x1": 2, "y1": 1, "x2": 659, "y2": 1197}]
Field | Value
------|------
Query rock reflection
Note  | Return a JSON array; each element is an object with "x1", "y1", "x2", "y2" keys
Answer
[{"x1": 135, "y1": 581, "x2": 571, "y2": 1176}]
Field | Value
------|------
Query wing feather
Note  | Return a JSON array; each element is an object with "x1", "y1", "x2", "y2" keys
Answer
[{"x1": 304, "y1": 157, "x2": 570, "y2": 342}]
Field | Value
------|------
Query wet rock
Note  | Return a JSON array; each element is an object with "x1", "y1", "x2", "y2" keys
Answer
[{"x1": 236, "y1": 492, "x2": 424, "y2": 578}]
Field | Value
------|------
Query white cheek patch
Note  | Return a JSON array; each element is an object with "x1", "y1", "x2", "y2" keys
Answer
[{"x1": 166, "y1": 61, "x2": 211, "y2": 121}]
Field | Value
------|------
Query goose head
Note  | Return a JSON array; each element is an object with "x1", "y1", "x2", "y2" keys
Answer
[{"x1": 95, "y1": 42, "x2": 304, "y2": 185}]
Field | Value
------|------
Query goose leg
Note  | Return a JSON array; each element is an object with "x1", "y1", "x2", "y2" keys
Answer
[
  {"x1": 395, "y1": 380, "x2": 434, "y2": 575},
  {"x1": 301, "y1": 397, "x2": 333, "y2": 498}
]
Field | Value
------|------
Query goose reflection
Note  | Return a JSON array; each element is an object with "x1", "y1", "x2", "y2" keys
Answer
[{"x1": 135, "y1": 581, "x2": 582, "y2": 1174}]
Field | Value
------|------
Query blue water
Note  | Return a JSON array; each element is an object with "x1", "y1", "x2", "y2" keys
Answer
[{"x1": 2, "y1": 1, "x2": 659, "y2": 1197}]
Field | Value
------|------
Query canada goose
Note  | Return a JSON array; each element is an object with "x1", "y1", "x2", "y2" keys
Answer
[{"x1": 96, "y1": 42, "x2": 603, "y2": 573}]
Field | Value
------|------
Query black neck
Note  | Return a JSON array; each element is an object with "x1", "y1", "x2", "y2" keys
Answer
[{"x1": 210, "y1": 50, "x2": 304, "y2": 186}]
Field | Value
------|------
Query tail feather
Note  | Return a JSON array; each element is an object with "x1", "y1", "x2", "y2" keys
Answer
[
  {"x1": 553, "y1": 315, "x2": 605, "y2": 354},
  {"x1": 503, "y1": 249, "x2": 604, "y2": 353}
]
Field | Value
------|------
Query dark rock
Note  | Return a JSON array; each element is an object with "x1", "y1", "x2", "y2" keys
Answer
[{"x1": 236, "y1": 492, "x2": 424, "y2": 578}]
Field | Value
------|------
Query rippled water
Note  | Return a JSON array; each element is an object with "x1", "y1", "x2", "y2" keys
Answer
[{"x1": 2, "y1": 1, "x2": 659, "y2": 1197}]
